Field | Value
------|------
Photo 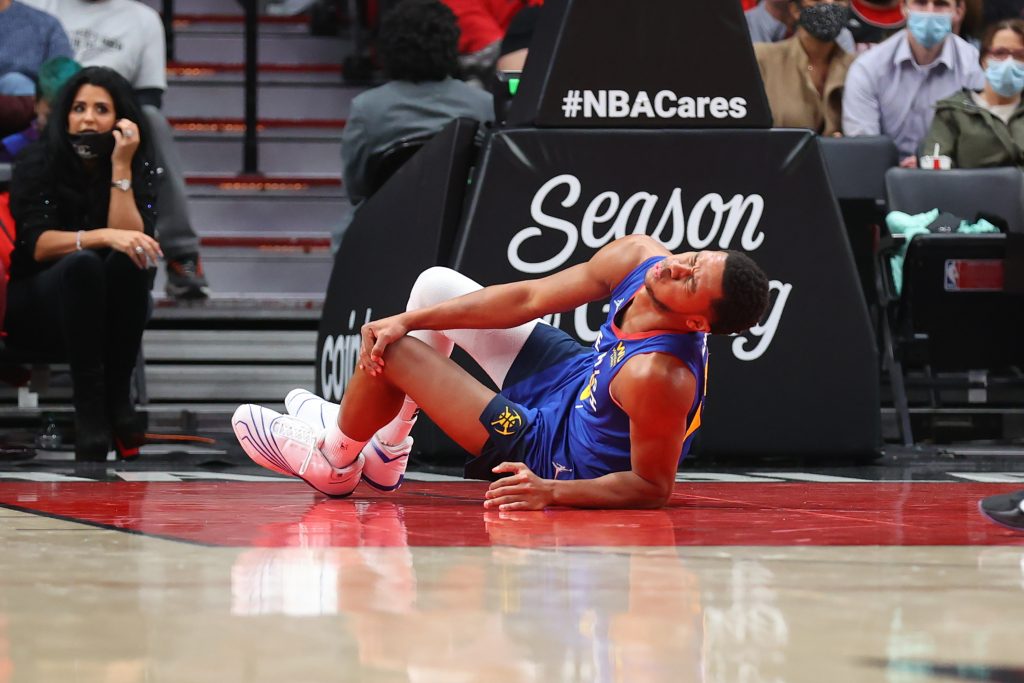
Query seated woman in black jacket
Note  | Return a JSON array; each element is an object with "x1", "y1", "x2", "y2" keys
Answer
[{"x1": 6, "y1": 67, "x2": 161, "y2": 461}]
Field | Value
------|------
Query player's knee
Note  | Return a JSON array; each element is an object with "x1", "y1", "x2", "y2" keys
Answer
[
  {"x1": 406, "y1": 266, "x2": 476, "y2": 311},
  {"x1": 372, "y1": 335, "x2": 421, "y2": 375}
]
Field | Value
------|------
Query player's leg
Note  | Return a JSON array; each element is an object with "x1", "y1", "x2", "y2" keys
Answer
[
  {"x1": 285, "y1": 267, "x2": 540, "y2": 490},
  {"x1": 404, "y1": 267, "x2": 540, "y2": 388},
  {"x1": 286, "y1": 267, "x2": 536, "y2": 433},
  {"x1": 340, "y1": 335, "x2": 496, "y2": 455},
  {"x1": 232, "y1": 337, "x2": 496, "y2": 496},
  {"x1": 369, "y1": 267, "x2": 538, "y2": 447}
]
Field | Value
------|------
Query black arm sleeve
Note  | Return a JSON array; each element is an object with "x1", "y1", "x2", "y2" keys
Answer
[
  {"x1": 8, "y1": 146, "x2": 60, "y2": 262},
  {"x1": 134, "y1": 159, "x2": 160, "y2": 237}
]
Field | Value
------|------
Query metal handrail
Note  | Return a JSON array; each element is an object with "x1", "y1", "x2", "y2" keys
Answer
[
  {"x1": 241, "y1": 0, "x2": 260, "y2": 174},
  {"x1": 162, "y1": 0, "x2": 260, "y2": 174},
  {"x1": 162, "y1": 0, "x2": 174, "y2": 62}
]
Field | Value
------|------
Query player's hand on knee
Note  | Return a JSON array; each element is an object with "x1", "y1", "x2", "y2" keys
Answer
[
  {"x1": 484, "y1": 462, "x2": 554, "y2": 511},
  {"x1": 359, "y1": 315, "x2": 408, "y2": 376}
]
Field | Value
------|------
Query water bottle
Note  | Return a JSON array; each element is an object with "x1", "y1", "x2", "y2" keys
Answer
[{"x1": 36, "y1": 414, "x2": 63, "y2": 450}]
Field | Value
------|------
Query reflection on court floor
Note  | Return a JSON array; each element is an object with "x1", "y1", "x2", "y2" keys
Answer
[{"x1": 2, "y1": 481, "x2": 1024, "y2": 682}]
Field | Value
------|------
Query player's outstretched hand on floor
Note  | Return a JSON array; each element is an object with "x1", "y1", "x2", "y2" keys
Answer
[
  {"x1": 359, "y1": 314, "x2": 409, "y2": 376},
  {"x1": 484, "y1": 462, "x2": 554, "y2": 511}
]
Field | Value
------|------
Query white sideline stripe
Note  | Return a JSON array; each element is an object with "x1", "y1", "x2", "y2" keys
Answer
[
  {"x1": 0, "y1": 473, "x2": 93, "y2": 482},
  {"x1": 676, "y1": 473, "x2": 785, "y2": 483},
  {"x1": 116, "y1": 472, "x2": 181, "y2": 482},
  {"x1": 405, "y1": 472, "x2": 466, "y2": 482},
  {"x1": 948, "y1": 472, "x2": 1024, "y2": 483},
  {"x1": 755, "y1": 473, "x2": 871, "y2": 483}
]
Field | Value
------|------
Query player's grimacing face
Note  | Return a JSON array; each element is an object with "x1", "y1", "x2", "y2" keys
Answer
[{"x1": 645, "y1": 250, "x2": 727, "y2": 320}]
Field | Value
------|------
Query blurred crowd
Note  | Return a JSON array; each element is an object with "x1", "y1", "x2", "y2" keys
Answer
[{"x1": 747, "y1": 0, "x2": 1023, "y2": 169}]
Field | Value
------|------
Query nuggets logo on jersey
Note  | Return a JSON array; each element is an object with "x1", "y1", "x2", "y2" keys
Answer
[
  {"x1": 490, "y1": 405, "x2": 523, "y2": 436},
  {"x1": 609, "y1": 342, "x2": 626, "y2": 367}
]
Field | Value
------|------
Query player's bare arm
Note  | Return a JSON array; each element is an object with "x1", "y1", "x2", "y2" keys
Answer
[
  {"x1": 360, "y1": 235, "x2": 667, "y2": 374},
  {"x1": 484, "y1": 353, "x2": 695, "y2": 510}
]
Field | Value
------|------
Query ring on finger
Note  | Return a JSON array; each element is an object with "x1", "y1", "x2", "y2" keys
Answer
[{"x1": 134, "y1": 245, "x2": 145, "y2": 255}]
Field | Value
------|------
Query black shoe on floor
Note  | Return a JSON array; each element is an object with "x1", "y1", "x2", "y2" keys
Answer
[
  {"x1": 165, "y1": 253, "x2": 210, "y2": 300},
  {"x1": 979, "y1": 490, "x2": 1024, "y2": 530}
]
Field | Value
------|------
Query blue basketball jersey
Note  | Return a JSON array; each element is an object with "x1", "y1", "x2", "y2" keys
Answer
[{"x1": 502, "y1": 256, "x2": 708, "y2": 480}]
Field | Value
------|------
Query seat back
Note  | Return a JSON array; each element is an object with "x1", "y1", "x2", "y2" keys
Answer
[
  {"x1": 885, "y1": 167, "x2": 1024, "y2": 233},
  {"x1": 899, "y1": 233, "x2": 1021, "y2": 369},
  {"x1": 820, "y1": 136, "x2": 900, "y2": 309},
  {"x1": 819, "y1": 135, "x2": 898, "y2": 203},
  {"x1": 364, "y1": 133, "x2": 435, "y2": 198}
]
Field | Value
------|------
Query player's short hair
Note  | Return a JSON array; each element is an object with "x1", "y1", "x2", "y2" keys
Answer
[
  {"x1": 378, "y1": 0, "x2": 460, "y2": 83},
  {"x1": 709, "y1": 251, "x2": 770, "y2": 335}
]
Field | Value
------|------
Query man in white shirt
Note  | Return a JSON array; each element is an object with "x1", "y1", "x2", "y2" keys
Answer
[
  {"x1": 842, "y1": 0, "x2": 985, "y2": 165},
  {"x1": 24, "y1": 0, "x2": 165, "y2": 105},
  {"x1": 24, "y1": 0, "x2": 210, "y2": 299}
]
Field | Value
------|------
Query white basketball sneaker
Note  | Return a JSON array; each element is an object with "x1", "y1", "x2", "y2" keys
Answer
[
  {"x1": 284, "y1": 388, "x2": 340, "y2": 431},
  {"x1": 231, "y1": 404, "x2": 363, "y2": 497},
  {"x1": 282, "y1": 387, "x2": 412, "y2": 492},
  {"x1": 361, "y1": 435, "x2": 413, "y2": 492}
]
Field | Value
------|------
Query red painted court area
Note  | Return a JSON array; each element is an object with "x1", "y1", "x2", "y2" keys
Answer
[{"x1": 3, "y1": 481, "x2": 1023, "y2": 547}]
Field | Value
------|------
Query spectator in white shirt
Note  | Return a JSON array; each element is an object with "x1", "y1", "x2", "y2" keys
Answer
[{"x1": 842, "y1": 0, "x2": 985, "y2": 164}]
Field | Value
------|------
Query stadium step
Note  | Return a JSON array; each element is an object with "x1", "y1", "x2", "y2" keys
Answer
[
  {"x1": 164, "y1": 75, "x2": 361, "y2": 119},
  {"x1": 169, "y1": 116, "x2": 346, "y2": 130},
  {"x1": 171, "y1": 26, "x2": 349, "y2": 65},
  {"x1": 146, "y1": 364, "x2": 315, "y2": 403},
  {"x1": 145, "y1": 329, "x2": 316, "y2": 363},
  {"x1": 168, "y1": 62, "x2": 344, "y2": 81},
  {"x1": 145, "y1": 306, "x2": 320, "y2": 404},
  {"x1": 152, "y1": 244, "x2": 334, "y2": 300},
  {"x1": 144, "y1": 327, "x2": 316, "y2": 403},
  {"x1": 185, "y1": 186, "x2": 348, "y2": 236},
  {"x1": 175, "y1": 127, "x2": 342, "y2": 175},
  {"x1": 184, "y1": 174, "x2": 341, "y2": 189},
  {"x1": 171, "y1": 14, "x2": 312, "y2": 29},
  {"x1": 142, "y1": 0, "x2": 247, "y2": 16}
]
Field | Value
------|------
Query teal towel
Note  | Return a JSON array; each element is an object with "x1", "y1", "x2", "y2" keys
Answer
[{"x1": 886, "y1": 210, "x2": 1000, "y2": 294}]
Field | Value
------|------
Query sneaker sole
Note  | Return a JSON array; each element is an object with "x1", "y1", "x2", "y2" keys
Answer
[
  {"x1": 165, "y1": 283, "x2": 211, "y2": 300},
  {"x1": 231, "y1": 405, "x2": 299, "y2": 477}
]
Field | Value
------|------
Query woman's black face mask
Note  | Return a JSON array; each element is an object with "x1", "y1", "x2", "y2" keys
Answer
[
  {"x1": 68, "y1": 131, "x2": 116, "y2": 161},
  {"x1": 799, "y1": 3, "x2": 850, "y2": 43}
]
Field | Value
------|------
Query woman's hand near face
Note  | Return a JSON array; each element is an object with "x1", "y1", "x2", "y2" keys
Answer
[{"x1": 111, "y1": 118, "x2": 140, "y2": 166}]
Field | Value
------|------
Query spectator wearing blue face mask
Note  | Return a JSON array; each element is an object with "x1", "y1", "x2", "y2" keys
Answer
[
  {"x1": 922, "y1": 19, "x2": 1024, "y2": 168},
  {"x1": 842, "y1": 0, "x2": 985, "y2": 165}
]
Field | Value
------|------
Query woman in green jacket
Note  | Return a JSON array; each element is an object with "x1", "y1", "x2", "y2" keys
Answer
[{"x1": 922, "y1": 18, "x2": 1024, "y2": 168}]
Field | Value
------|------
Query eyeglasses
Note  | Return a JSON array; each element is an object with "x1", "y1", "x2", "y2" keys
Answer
[{"x1": 986, "y1": 47, "x2": 1024, "y2": 60}]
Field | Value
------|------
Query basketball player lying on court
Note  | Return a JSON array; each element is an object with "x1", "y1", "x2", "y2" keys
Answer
[{"x1": 232, "y1": 235, "x2": 769, "y2": 510}]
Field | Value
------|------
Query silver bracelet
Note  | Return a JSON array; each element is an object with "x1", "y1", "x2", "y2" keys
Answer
[{"x1": 76, "y1": 230, "x2": 83, "y2": 251}]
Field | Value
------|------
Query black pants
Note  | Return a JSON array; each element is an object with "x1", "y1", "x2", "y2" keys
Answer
[{"x1": 5, "y1": 249, "x2": 150, "y2": 411}]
